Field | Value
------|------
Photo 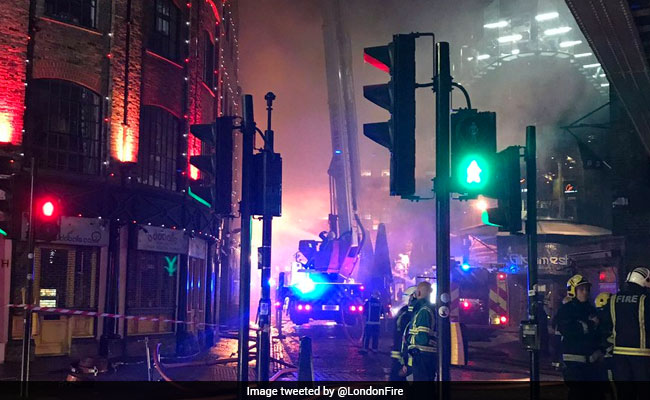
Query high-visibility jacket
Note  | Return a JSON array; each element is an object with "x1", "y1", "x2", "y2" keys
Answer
[
  {"x1": 604, "y1": 286, "x2": 650, "y2": 357},
  {"x1": 408, "y1": 298, "x2": 437, "y2": 354},
  {"x1": 391, "y1": 303, "x2": 413, "y2": 365},
  {"x1": 363, "y1": 297, "x2": 382, "y2": 325}
]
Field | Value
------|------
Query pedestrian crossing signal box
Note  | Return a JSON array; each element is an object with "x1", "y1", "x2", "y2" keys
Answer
[{"x1": 520, "y1": 320, "x2": 540, "y2": 351}]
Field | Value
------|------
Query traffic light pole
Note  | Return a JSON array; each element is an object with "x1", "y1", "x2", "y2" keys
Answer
[
  {"x1": 20, "y1": 157, "x2": 36, "y2": 397},
  {"x1": 434, "y1": 42, "x2": 451, "y2": 398},
  {"x1": 238, "y1": 95, "x2": 255, "y2": 382},
  {"x1": 526, "y1": 126, "x2": 540, "y2": 400},
  {"x1": 257, "y1": 92, "x2": 276, "y2": 381}
]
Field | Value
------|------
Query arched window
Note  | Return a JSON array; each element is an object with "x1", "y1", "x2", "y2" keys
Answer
[
  {"x1": 137, "y1": 106, "x2": 181, "y2": 191},
  {"x1": 28, "y1": 79, "x2": 103, "y2": 175}
]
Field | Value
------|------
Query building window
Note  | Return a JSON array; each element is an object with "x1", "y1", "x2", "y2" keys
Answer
[
  {"x1": 44, "y1": 0, "x2": 97, "y2": 29},
  {"x1": 28, "y1": 80, "x2": 102, "y2": 175},
  {"x1": 150, "y1": 0, "x2": 180, "y2": 61},
  {"x1": 203, "y1": 32, "x2": 215, "y2": 88},
  {"x1": 137, "y1": 106, "x2": 180, "y2": 191}
]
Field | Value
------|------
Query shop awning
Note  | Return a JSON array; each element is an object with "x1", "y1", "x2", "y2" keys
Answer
[{"x1": 457, "y1": 219, "x2": 612, "y2": 237}]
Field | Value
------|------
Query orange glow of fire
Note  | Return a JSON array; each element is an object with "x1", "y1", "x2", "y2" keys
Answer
[
  {"x1": 116, "y1": 124, "x2": 137, "y2": 162},
  {"x1": 0, "y1": 113, "x2": 12, "y2": 143}
]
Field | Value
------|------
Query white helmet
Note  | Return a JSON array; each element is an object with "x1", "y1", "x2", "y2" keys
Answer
[
  {"x1": 402, "y1": 286, "x2": 417, "y2": 302},
  {"x1": 626, "y1": 267, "x2": 650, "y2": 288}
]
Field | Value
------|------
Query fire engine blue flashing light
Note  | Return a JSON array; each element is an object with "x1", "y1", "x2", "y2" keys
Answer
[
  {"x1": 291, "y1": 274, "x2": 329, "y2": 300},
  {"x1": 461, "y1": 263, "x2": 471, "y2": 272},
  {"x1": 504, "y1": 264, "x2": 521, "y2": 274},
  {"x1": 295, "y1": 278, "x2": 316, "y2": 294},
  {"x1": 334, "y1": 149, "x2": 342, "y2": 154}
]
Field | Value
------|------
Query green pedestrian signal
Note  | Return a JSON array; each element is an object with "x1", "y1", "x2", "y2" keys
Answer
[
  {"x1": 455, "y1": 154, "x2": 491, "y2": 193},
  {"x1": 450, "y1": 109, "x2": 496, "y2": 197},
  {"x1": 466, "y1": 160, "x2": 482, "y2": 183}
]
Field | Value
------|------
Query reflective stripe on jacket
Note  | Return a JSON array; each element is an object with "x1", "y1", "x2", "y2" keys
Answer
[
  {"x1": 408, "y1": 300, "x2": 437, "y2": 353},
  {"x1": 609, "y1": 293, "x2": 650, "y2": 357}
]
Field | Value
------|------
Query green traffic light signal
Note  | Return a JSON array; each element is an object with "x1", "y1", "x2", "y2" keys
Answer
[{"x1": 455, "y1": 154, "x2": 491, "y2": 193}]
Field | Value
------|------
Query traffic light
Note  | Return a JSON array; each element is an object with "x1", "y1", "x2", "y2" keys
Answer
[
  {"x1": 188, "y1": 117, "x2": 234, "y2": 215},
  {"x1": 35, "y1": 196, "x2": 61, "y2": 242},
  {"x1": 363, "y1": 34, "x2": 416, "y2": 197},
  {"x1": 0, "y1": 153, "x2": 19, "y2": 237},
  {"x1": 450, "y1": 109, "x2": 497, "y2": 196},
  {"x1": 482, "y1": 146, "x2": 522, "y2": 233},
  {"x1": 252, "y1": 151, "x2": 282, "y2": 217}
]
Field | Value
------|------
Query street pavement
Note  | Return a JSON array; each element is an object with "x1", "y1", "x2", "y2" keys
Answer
[
  {"x1": 277, "y1": 319, "x2": 562, "y2": 381},
  {"x1": 0, "y1": 318, "x2": 562, "y2": 382}
]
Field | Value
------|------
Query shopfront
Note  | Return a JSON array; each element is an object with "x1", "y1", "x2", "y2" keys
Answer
[
  {"x1": 126, "y1": 225, "x2": 208, "y2": 338},
  {"x1": 496, "y1": 222, "x2": 624, "y2": 324},
  {"x1": 11, "y1": 217, "x2": 109, "y2": 356}
]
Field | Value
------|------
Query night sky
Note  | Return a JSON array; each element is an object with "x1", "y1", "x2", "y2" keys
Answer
[{"x1": 238, "y1": 0, "x2": 605, "y2": 271}]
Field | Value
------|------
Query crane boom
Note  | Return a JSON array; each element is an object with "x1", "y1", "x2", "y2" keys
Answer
[{"x1": 321, "y1": 0, "x2": 361, "y2": 241}]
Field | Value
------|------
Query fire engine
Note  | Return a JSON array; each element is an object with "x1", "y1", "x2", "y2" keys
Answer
[{"x1": 277, "y1": 235, "x2": 365, "y2": 325}]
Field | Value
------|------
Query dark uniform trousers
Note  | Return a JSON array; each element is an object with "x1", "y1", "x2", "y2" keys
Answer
[
  {"x1": 364, "y1": 323, "x2": 380, "y2": 350},
  {"x1": 563, "y1": 361, "x2": 603, "y2": 400},
  {"x1": 412, "y1": 352, "x2": 436, "y2": 381}
]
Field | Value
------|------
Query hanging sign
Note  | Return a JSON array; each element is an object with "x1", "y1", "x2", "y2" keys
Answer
[
  {"x1": 54, "y1": 217, "x2": 110, "y2": 247},
  {"x1": 137, "y1": 225, "x2": 188, "y2": 254},
  {"x1": 188, "y1": 237, "x2": 207, "y2": 260}
]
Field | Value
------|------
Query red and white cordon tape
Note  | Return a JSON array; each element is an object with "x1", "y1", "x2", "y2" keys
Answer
[{"x1": 6, "y1": 304, "x2": 219, "y2": 328}]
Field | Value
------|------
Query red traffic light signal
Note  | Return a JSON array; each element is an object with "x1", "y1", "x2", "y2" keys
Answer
[
  {"x1": 42, "y1": 201, "x2": 54, "y2": 217},
  {"x1": 35, "y1": 196, "x2": 62, "y2": 242},
  {"x1": 38, "y1": 198, "x2": 59, "y2": 219}
]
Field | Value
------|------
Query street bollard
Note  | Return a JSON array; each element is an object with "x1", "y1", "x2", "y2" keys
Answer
[{"x1": 297, "y1": 337, "x2": 314, "y2": 383}]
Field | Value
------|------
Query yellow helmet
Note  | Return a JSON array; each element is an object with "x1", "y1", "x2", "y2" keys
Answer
[
  {"x1": 567, "y1": 274, "x2": 591, "y2": 298},
  {"x1": 595, "y1": 292, "x2": 612, "y2": 308}
]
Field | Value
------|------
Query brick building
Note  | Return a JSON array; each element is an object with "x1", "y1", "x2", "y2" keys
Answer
[{"x1": 0, "y1": 0, "x2": 242, "y2": 362}]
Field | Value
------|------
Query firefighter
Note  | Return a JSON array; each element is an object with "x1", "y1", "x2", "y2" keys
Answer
[
  {"x1": 359, "y1": 290, "x2": 383, "y2": 354},
  {"x1": 599, "y1": 266, "x2": 650, "y2": 399},
  {"x1": 407, "y1": 281, "x2": 437, "y2": 381},
  {"x1": 595, "y1": 292, "x2": 616, "y2": 400},
  {"x1": 554, "y1": 274, "x2": 602, "y2": 399},
  {"x1": 389, "y1": 286, "x2": 416, "y2": 381}
]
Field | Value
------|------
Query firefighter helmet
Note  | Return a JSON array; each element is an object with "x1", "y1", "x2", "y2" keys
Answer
[
  {"x1": 566, "y1": 274, "x2": 591, "y2": 298},
  {"x1": 402, "y1": 286, "x2": 416, "y2": 303},
  {"x1": 625, "y1": 267, "x2": 650, "y2": 288},
  {"x1": 595, "y1": 292, "x2": 612, "y2": 308}
]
